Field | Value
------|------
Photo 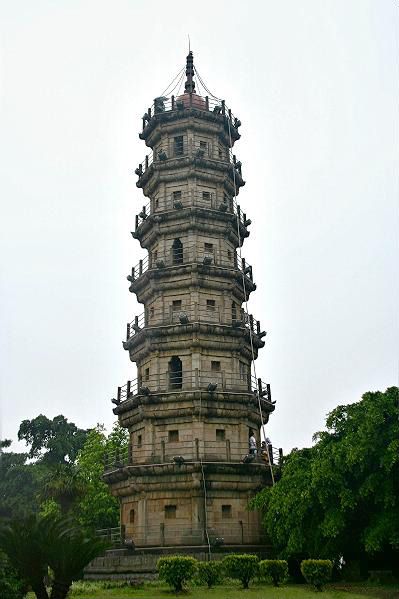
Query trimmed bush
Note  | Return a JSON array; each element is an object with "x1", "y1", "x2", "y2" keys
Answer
[
  {"x1": 259, "y1": 559, "x2": 288, "y2": 586},
  {"x1": 222, "y1": 554, "x2": 259, "y2": 589},
  {"x1": 157, "y1": 555, "x2": 197, "y2": 592},
  {"x1": 197, "y1": 560, "x2": 223, "y2": 588},
  {"x1": 301, "y1": 559, "x2": 332, "y2": 591}
]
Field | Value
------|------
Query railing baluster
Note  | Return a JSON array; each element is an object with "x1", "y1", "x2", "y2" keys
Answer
[{"x1": 249, "y1": 314, "x2": 254, "y2": 333}]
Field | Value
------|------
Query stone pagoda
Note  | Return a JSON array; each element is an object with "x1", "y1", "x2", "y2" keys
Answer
[{"x1": 103, "y1": 51, "x2": 278, "y2": 555}]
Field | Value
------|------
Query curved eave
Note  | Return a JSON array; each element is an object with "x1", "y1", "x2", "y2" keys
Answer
[
  {"x1": 139, "y1": 108, "x2": 241, "y2": 145},
  {"x1": 136, "y1": 156, "x2": 245, "y2": 190},
  {"x1": 123, "y1": 322, "x2": 265, "y2": 353},
  {"x1": 132, "y1": 207, "x2": 250, "y2": 246},
  {"x1": 128, "y1": 265, "x2": 256, "y2": 297}
]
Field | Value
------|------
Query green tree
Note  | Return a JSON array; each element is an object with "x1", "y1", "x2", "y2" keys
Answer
[
  {"x1": 41, "y1": 464, "x2": 86, "y2": 515},
  {"x1": 74, "y1": 423, "x2": 128, "y2": 530},
  {"x1": 251, "y1": 387, "x2": 399, "y2": 563},
  {"x1": 0, "y1": 441, "x2": 43, "y2": 520},
  {"x1": 18, "y1": 415, "x2": 88, "y2": 465}
]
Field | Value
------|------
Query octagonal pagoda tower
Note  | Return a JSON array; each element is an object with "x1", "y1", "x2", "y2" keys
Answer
[{"x1": 104, "y1": 52, "x2": 277, "y2": 551}]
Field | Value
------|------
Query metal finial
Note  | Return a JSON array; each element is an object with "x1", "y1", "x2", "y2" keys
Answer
[{"x1": 184, "y1": 50, "x2": 195, "y2": 94}]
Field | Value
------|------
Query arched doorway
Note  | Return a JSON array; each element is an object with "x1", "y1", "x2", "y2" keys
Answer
[
  {"x1": 172, "y1": 238, "x2": 183, "y2": 265},
  {"x1": 169, "y1": 356, "x2": 182, "y2": 389}
]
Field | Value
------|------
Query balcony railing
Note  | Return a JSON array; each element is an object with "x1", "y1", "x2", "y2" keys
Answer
[
  {"x1": 96, "y1": 522, "x2": 267, "y2": 549},
  {"x1": 127, "y1": 244, "x2": 254, "y2": 286},
  {"x1": 112, "y1": 369, "x2": 271, "y2": 405},
  {"x1": 135, "y1": 141, "x2": 242, "y2": 181},
  {"x1": 104, "y1": 439, "x2": 282, "y2": 471},
  {"x1": 134, "y1": 191, "x2": 250, "y2": 231},
  {"x1": 125, "y1": 304, "x2": 265, "y2": 342},
  {"x1": 141, "y1": 94, "x2": 241, "y2": 135}
]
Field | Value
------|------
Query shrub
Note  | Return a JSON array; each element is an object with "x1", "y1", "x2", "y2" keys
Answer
[
  {"x1": 222, "y1": 554, "x2": 259, "y2": 589},
  {"x1": 301, "y1": 559, "x2": 332, "y2": 591},
  {"x1": 259, "y1": 559, "x2": 288, "y2": 586},
  {"x1": 0, "y1": 558, "x2": 25, "y2": 599},
  {"x1": 197, "y1": 560, "x2": 223, "y2": 588},
  {"x1": 157, "y1": 556, "x2": 197, "y2": 592}
]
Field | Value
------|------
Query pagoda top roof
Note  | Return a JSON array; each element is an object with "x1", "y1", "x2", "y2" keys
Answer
[{"x1": 139, "y1": 51, "x2": 242, "y2": 142}]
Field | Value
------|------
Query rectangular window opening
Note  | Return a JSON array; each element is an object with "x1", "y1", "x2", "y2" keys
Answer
[
  {"x1": 144, "y1": 368, "x2": 150, "y2": 381},
  {"x1": 216, "y1": 429, "x2": 225, "y2": 441},
  {"x1": 137, "y1": 434, "x2": 142, "y2": 447},
  {"x1": 173, "y1": 136, "x2": 184, "y2": 157},
  {"x1": 168, "y1": 430, "x2": 179, "y2": 443},
  {"x1": 165, "y1": 505, "x2": 177, "y2": 519},
  {"x1": 172, "y1": 300, "x2": 182, "y2": 312},
  {"x1": 211, "y1": 361, "x2": 221, "y2": 372},
  {"x1": 173, "y1": 190, "x2": 182, "y2": 202},
  {"x1": 204, "y1": 243, "x2": 214, "y2": 254},
  {"x1": 222, "y1": 505, "x2": 232, "y2": 519},
  {"x1": 206, "y1": 299, "x2": 216, "y2": 312}
]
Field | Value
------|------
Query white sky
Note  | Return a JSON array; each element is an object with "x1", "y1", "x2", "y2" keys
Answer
[{"x1": 0, "y1": 0, "x2": 398, "y2": 454}]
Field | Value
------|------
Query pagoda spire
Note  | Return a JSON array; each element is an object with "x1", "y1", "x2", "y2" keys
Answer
[{"x1": 184, "y1": 50, "x2": 195, "y2": 94}]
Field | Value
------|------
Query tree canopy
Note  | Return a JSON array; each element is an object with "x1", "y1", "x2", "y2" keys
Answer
[
  {"x1": 251, "y1": 387, "x2": 399, "y2": 563},
  {"x1": 74, "y1": 423, "x2": 128, "y2": 530},
  {"x1": 17, "y1": 415, "x2": 88, "y2": 465},
  {"x1": 1, "y1": 416, "x2": 127, "y2": 531}
]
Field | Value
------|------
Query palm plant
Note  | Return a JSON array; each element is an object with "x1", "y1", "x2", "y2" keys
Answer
[
  {"x1": 46, "y1": 518, "x2": 107, "y2": 599},
  {"x1": 0, "y1": 517, "x2": 49, "y2": 599},
  {"x1": 0, "y1": 515, "x2": 107, "y2": 599},
  {"x1": 42, "y1": 464, "x2": 86, "y2": 514}
]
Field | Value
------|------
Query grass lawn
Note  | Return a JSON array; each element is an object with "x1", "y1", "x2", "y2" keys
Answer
[{"x1": 27, "y1": 581, "x2": 398, "y2": 599}]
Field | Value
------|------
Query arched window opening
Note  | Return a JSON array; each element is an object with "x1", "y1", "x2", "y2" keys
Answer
[
  {"x1": 169, "y1": 356, "x2": 182, "y2": 389},
  {"x1": 231, "y1": 301, "x2": 237, "y2": 322},
  {"x1": 172, "y1": 239, "x2": 183, "y2": 265}
]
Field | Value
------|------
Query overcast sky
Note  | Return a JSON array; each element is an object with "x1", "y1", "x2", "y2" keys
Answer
[{"x1": 1, "y1": 0, "x2": 398, "y2": 454}]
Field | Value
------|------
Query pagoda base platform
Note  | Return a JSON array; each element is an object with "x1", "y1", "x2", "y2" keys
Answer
[{"x1": 84, "y1": 544, "x2": 273, "y2": 580}]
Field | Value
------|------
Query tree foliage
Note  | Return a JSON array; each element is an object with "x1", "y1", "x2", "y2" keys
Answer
[
  {"x1": 18, "y1": 415, "x2": 88, "y2": 465},
  {"x1": 41, "y1": 464, "x2": 87, "y2": 515},
  {"x1": 251, "y1": 387, "x2": 399, "y2": 562},
  {"x1": 74, "y1": 424, "x2": 128, "y2": 530},
  {"x1": 0, "y1": 515, "x2": 107, "y2": 599},
  {"x1": 1, "y1": 418, "x2": 127, "y2": 532},
  {"x1": 0, "y1": 442, "x2": 43, "y2": 519}
]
